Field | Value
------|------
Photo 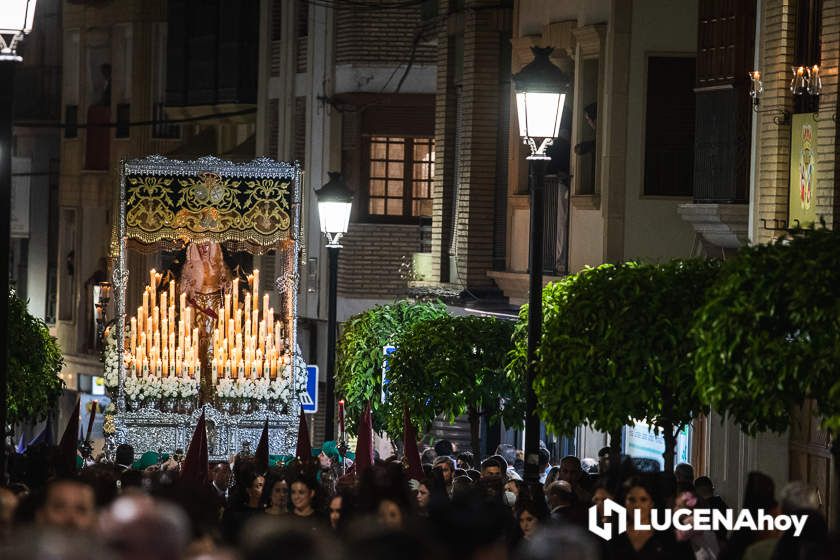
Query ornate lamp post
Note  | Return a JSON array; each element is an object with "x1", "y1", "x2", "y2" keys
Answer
[
  {"x1": 0, "y1": 0, "x2": 38, "y2": 481},
  {"x1": 513, "y1": 46, "x2": 569, "y2": 486},
  {"x1": 314, "y1": 172, "x2": 353, "y2": 441}
]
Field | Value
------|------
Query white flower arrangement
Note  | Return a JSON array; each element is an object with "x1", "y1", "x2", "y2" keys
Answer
[
  {"x1": 161, "y1": 376, "x2": 181, "y2": 398},
  {"x1": 102, "y1": 329, "x2": 121, "y2": 390},
  {"x1": 179, "y1": 377, "x2": 200, "y2": 399},
  {"x1": 216, "y1": 377, "x2": 238, "y2": 399},
  {"x1": 251, "y1": 377, "x2": 270, "y2": 401},
  {"x1": 124, "y1": 376, "x2": 143, "y2": 402},
  {"x1": 234, "y1": 377, "x2": 255, "y2": 399},
  {"x1": 140, "y1": 376, "x2": 162, "y2": 400}
]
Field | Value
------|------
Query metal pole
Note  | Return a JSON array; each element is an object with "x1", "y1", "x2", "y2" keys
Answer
[
  {"x1": 524, "y1": 157, "x2": 547, "y2": 486},
  {"x1": 0, "y1": 60, "x2": 18, "y2": 482},
  {"x1": 324, "y1": 245, "x2": 339, "y2": 441}
]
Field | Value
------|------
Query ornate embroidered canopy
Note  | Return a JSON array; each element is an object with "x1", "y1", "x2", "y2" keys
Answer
[{"x1": 121, "y1": 155, "x2": 300, "y2": 254}]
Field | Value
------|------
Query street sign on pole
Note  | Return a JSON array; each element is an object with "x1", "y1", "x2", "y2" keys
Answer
[
  {"x1": 301, "y1": 365, "x2": 319, "y2": 413},
  {"x1": 381, "y1": 345, "x2": 396, "y2": 403}
]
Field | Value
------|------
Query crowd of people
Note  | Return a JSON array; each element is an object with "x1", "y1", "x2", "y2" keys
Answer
[{"x1": 0, "y1": 439, "x2": 836, "y2": 560}]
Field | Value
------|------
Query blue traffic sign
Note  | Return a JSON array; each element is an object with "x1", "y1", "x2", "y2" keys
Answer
[
  {"x1": 301, "y1": 365, "x2": 319, "y2": 413},
  {"x1": 381, "y1": 345, "x2": 396, "y2": 403}
]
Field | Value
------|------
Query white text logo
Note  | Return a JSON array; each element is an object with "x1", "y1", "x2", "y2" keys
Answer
[{"x1": 588, "y1": 499, "x2": 809, "y2": 541}]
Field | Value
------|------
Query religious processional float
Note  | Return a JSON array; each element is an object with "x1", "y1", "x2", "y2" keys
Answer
[{"x1": 102, "y1": 155, "x2": 305, "y2": 460}]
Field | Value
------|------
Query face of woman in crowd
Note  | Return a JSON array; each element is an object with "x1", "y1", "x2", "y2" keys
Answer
[
  {"x1": 504, "y1": 480, "x2": 520, "y2": 497},
  {"x1": 592, "y1": 487, "x2": 612, "y2": 517},
  {"x1": 416, "y1": 484, "x2": 431, "y2": 509},
  {"x1": 625, "y1": 486, "x2": 653, "y2": 525},
  {"x1": 247, "y1": 476, "x2": 265, "y2": 505},
  {"x1": 329, "y1": 496, "x2": 342, "y2": 529},
  {"x1": 271, "y1": 480, "x2": 288, "y2": 509},
  {"x1": 377, "y1": 499, "x2": 403, "y2": 529},
  {"x1": 291, "y1": 481, "x2": 315, "y2": 512},
  {"x1": 519, "y1": 509, "x2": 539, "y2": 539}
]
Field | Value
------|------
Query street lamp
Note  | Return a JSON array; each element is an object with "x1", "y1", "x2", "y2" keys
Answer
[
  {"x1": 513, "y1": 46, "x2": 569, "y2": 486},
  {"x1": 0, "y1": 0, "x2": 38, "y2": 482},
  {"x1": 315, "y1": 172, "x2": 353, "y2": 441}
]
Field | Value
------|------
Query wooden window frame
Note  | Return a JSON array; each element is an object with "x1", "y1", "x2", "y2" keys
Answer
[{"x1": 358, "y1": 135, "x2": 434, "y2": 224}]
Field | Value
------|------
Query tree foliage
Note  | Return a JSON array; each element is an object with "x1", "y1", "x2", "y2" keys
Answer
[
  {"x1": 385, "y1": 315, "x2": 522, "y2": 453},
  {"x1": 8, "y1": 290, "x2": 65, "y2": 426},
  {"x1": 335, "y1": 300, "x2": 448, "y2": 434},
  {"x1": 510, "y1": 259, "x2": 719, "y2": 469},
  {"x1": 693, "y1": 228, "x2": 840, "y2": 436}
]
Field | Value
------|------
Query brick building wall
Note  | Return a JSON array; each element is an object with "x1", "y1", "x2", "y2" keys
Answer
[
  {"x1": 431, "y1": 0, "x2": 512, "y2": 290},
  {"x1": 335, "y1": 4, "x2": 436, "y2": 65},
  {"x1": 336, "y1": 224, "x2": 422, "y2": 298}
]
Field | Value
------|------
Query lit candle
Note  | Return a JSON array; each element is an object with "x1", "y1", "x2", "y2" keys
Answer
[
  {"x1": 225, "y1": 359, "x2": 232, "y2": 379},
  {"x1": 142, "y1": 357, "x2": 149, "y2": 377},
  {"x1": 130, "y1": 318, "x2": 137, "y2": 354},
  {"x1": 160, "y1": 291, "x2": 167, "y2": 317},
  {"x1": 233, "y1": 278, "x2": 239, "y2": 313},
  {"x1": 180, "y1": 292, "x2": 186, "y2": 316},
  {"x1": 156, "y1": 359, "x2": 162, "y2": 377},
  {"x1": 153, "y1": 305, "x2": 159, "y2": 335},
  {"x1": 238, "y1": 360, "x2": 245, "y2": 380},
  {"x1": 263, "y1": 294, "x2": 270, "y2": 322},
  {"x1": 235, "y1": 309, "x2": 242, "y2": 334},
  {"x1": 149, "y1": 269, "x2": 157, "y2": 308},
  {"x1": 169, "y1": 280, "x2": 175, "y2": 307},
  {"x1": 224, "y1": 293, "x2": 231, "y2": 321},
  {"x1": 252, "y1": 269, "x2": 259, "y2": 307},
  {"x1": 142, "y1": 291, "x2": 149, "y2": 321},
  {"x1": 263, "y1": 359, "x2": 270, "y2": 380}
]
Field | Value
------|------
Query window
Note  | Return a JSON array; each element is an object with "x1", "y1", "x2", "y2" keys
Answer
[
  {"x1": 643, "y1": 56, "x2": 695, "y2": 197},
  {"x1": 364, "y1": 136, "x2": 434, "y2": 220}
]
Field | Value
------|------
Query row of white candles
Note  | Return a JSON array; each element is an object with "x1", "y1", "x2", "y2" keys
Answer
[{"x1": 126, "y1": 268, "x2": 291, "y2": 387}]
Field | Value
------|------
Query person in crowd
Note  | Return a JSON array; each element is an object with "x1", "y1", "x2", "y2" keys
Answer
[
  {"x1": 480, "y1": 455, "x2": 507, "y2": 480},
  {"x1": 723, "y1": 471, "x2": 777, "y2": 560},
  {"x1": 115, "y1": 444, "x2": 135, "y2": 473},
  {"x1": 263, "y1": 475, "x2": 289, "y2": 516},
  {"x1": 675, "y1": 463, "x2": 695, "y2": 486},
  {"x1": 415, "y1": 478, "x2": 432, "y2": 515},
  {"x1": 328, "y1": 494, "x2": 343, "y2": 530},
  {"x1": 210, "y1": 462, "x2": 231, "y2": 507},
  {"x1": 673, "y1": 487, "x2": 720, "y2": 560},
  {"x1": 98, "y1": 494, "x2": 190, "y2": 560},
  {"x1": 608, "y1": 475, "x2": 693, "y2": 559},
  {"x1": 516, "y1": 525, "x2": 603, "y2": 560},
  {"x1": 0, "y1": 487, "x2": 19, "y2": 541},
  {"x1": 434, "y1": 439, "x2": 455, "y2": 458},
  {"x1": 289, "y1": 475, "x2": 323, "y2": 530},
  {"x1": 376, "y1": 498, "x2": 405, "y2": 530},
  {"x1": 420, "y1": 448, "x2": 437, "y2": 468},
  {"x1": 222, "y1": 471, "x2": 266, "y2": 543},
  {"x1": 452, "y1": 475, "x2": 474, "y2": 501},
  {"x1": 598, "y1": 446, "x2": 613, "y2": 475},
  {"x1": 557, "y1": 456, "x2": 592, "y2": 505},
  {"x1": 515, "y1": 497, "x2": 550, "y2": 544},
  {"x1": 769, "y1": 481, "x2": 826, "y2": 560},
  {"x1": 35, "y1": 477, "x2": 97, "y2": 532},
  {"x1": 590, "y1": 482, "x2": 614, "y2": 526},
  {"x1": 432, "y1": 455, "x2": 455, "y2": 492},
  {"x1": 457, "y1": 451, "x2": 474, "y2": 471},
  {"x1": 546, "y1": 480, "x2": 584, "y2": 526},
  {"x1": 694, "y1": 476, "x2": 728, "y2": 512},
  {"x1": 538, "y1": 448, "x2": 551, "y2": 484}
]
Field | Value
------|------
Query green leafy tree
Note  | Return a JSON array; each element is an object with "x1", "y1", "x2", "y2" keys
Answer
[
  {"x1": 335, "y1": 300, "x2": 448, "y2": 434},
  {"x1": 385, "y1": 315, "x2": 522, "y2": 454},
  {"x1": 693, "y1": 228, "x2": 840, "y2": 470},
  {"x1": 511, "y1": 260, "x2": 718, "y2": 470},
  {"x1": 8, "y1": 290, "x2": 65, "y2": 426}
]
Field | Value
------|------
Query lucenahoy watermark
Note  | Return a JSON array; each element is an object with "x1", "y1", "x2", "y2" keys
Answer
[{"x1": 588, "y1": 499, "x2": 809, "y2": 541}]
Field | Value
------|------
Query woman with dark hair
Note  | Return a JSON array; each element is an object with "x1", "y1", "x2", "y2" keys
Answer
[
  {"x1": 289, "y1": 475, "x2": 324, "y2": 530},
  {"x1": 607, "y1": 475, "x2": 693, "y2": 560},
  {"x1": 514, "y1": 497, "x2": 550, "y2": 543},
  {"x1": 221, "y1": 470, "x2": 265, "y2": 543},
  {"x1": 262, "y1": 474, "x2": 289, "y2": 516}
]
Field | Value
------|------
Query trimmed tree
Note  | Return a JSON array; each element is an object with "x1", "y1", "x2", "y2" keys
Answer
[
  {"x1": 693, "y1": 229, "x2": 840, "y2": 498},
  {"x1": 385, "y1": 315, "x2": 523, "y2": 455},
  {"x1": 8, "y1": 290, "x2": 65, "y2": 426},
  {"x1": 335, "y1": 300, "x2": 448, "y2": 434},
  {"x1": 511, "y1": 260, "x2": 719, "y2": 471}
]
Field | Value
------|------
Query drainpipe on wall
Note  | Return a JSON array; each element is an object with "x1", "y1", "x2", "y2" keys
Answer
[{"x1": 747, "y1": 0, "x2": 762, "y2": 244}]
